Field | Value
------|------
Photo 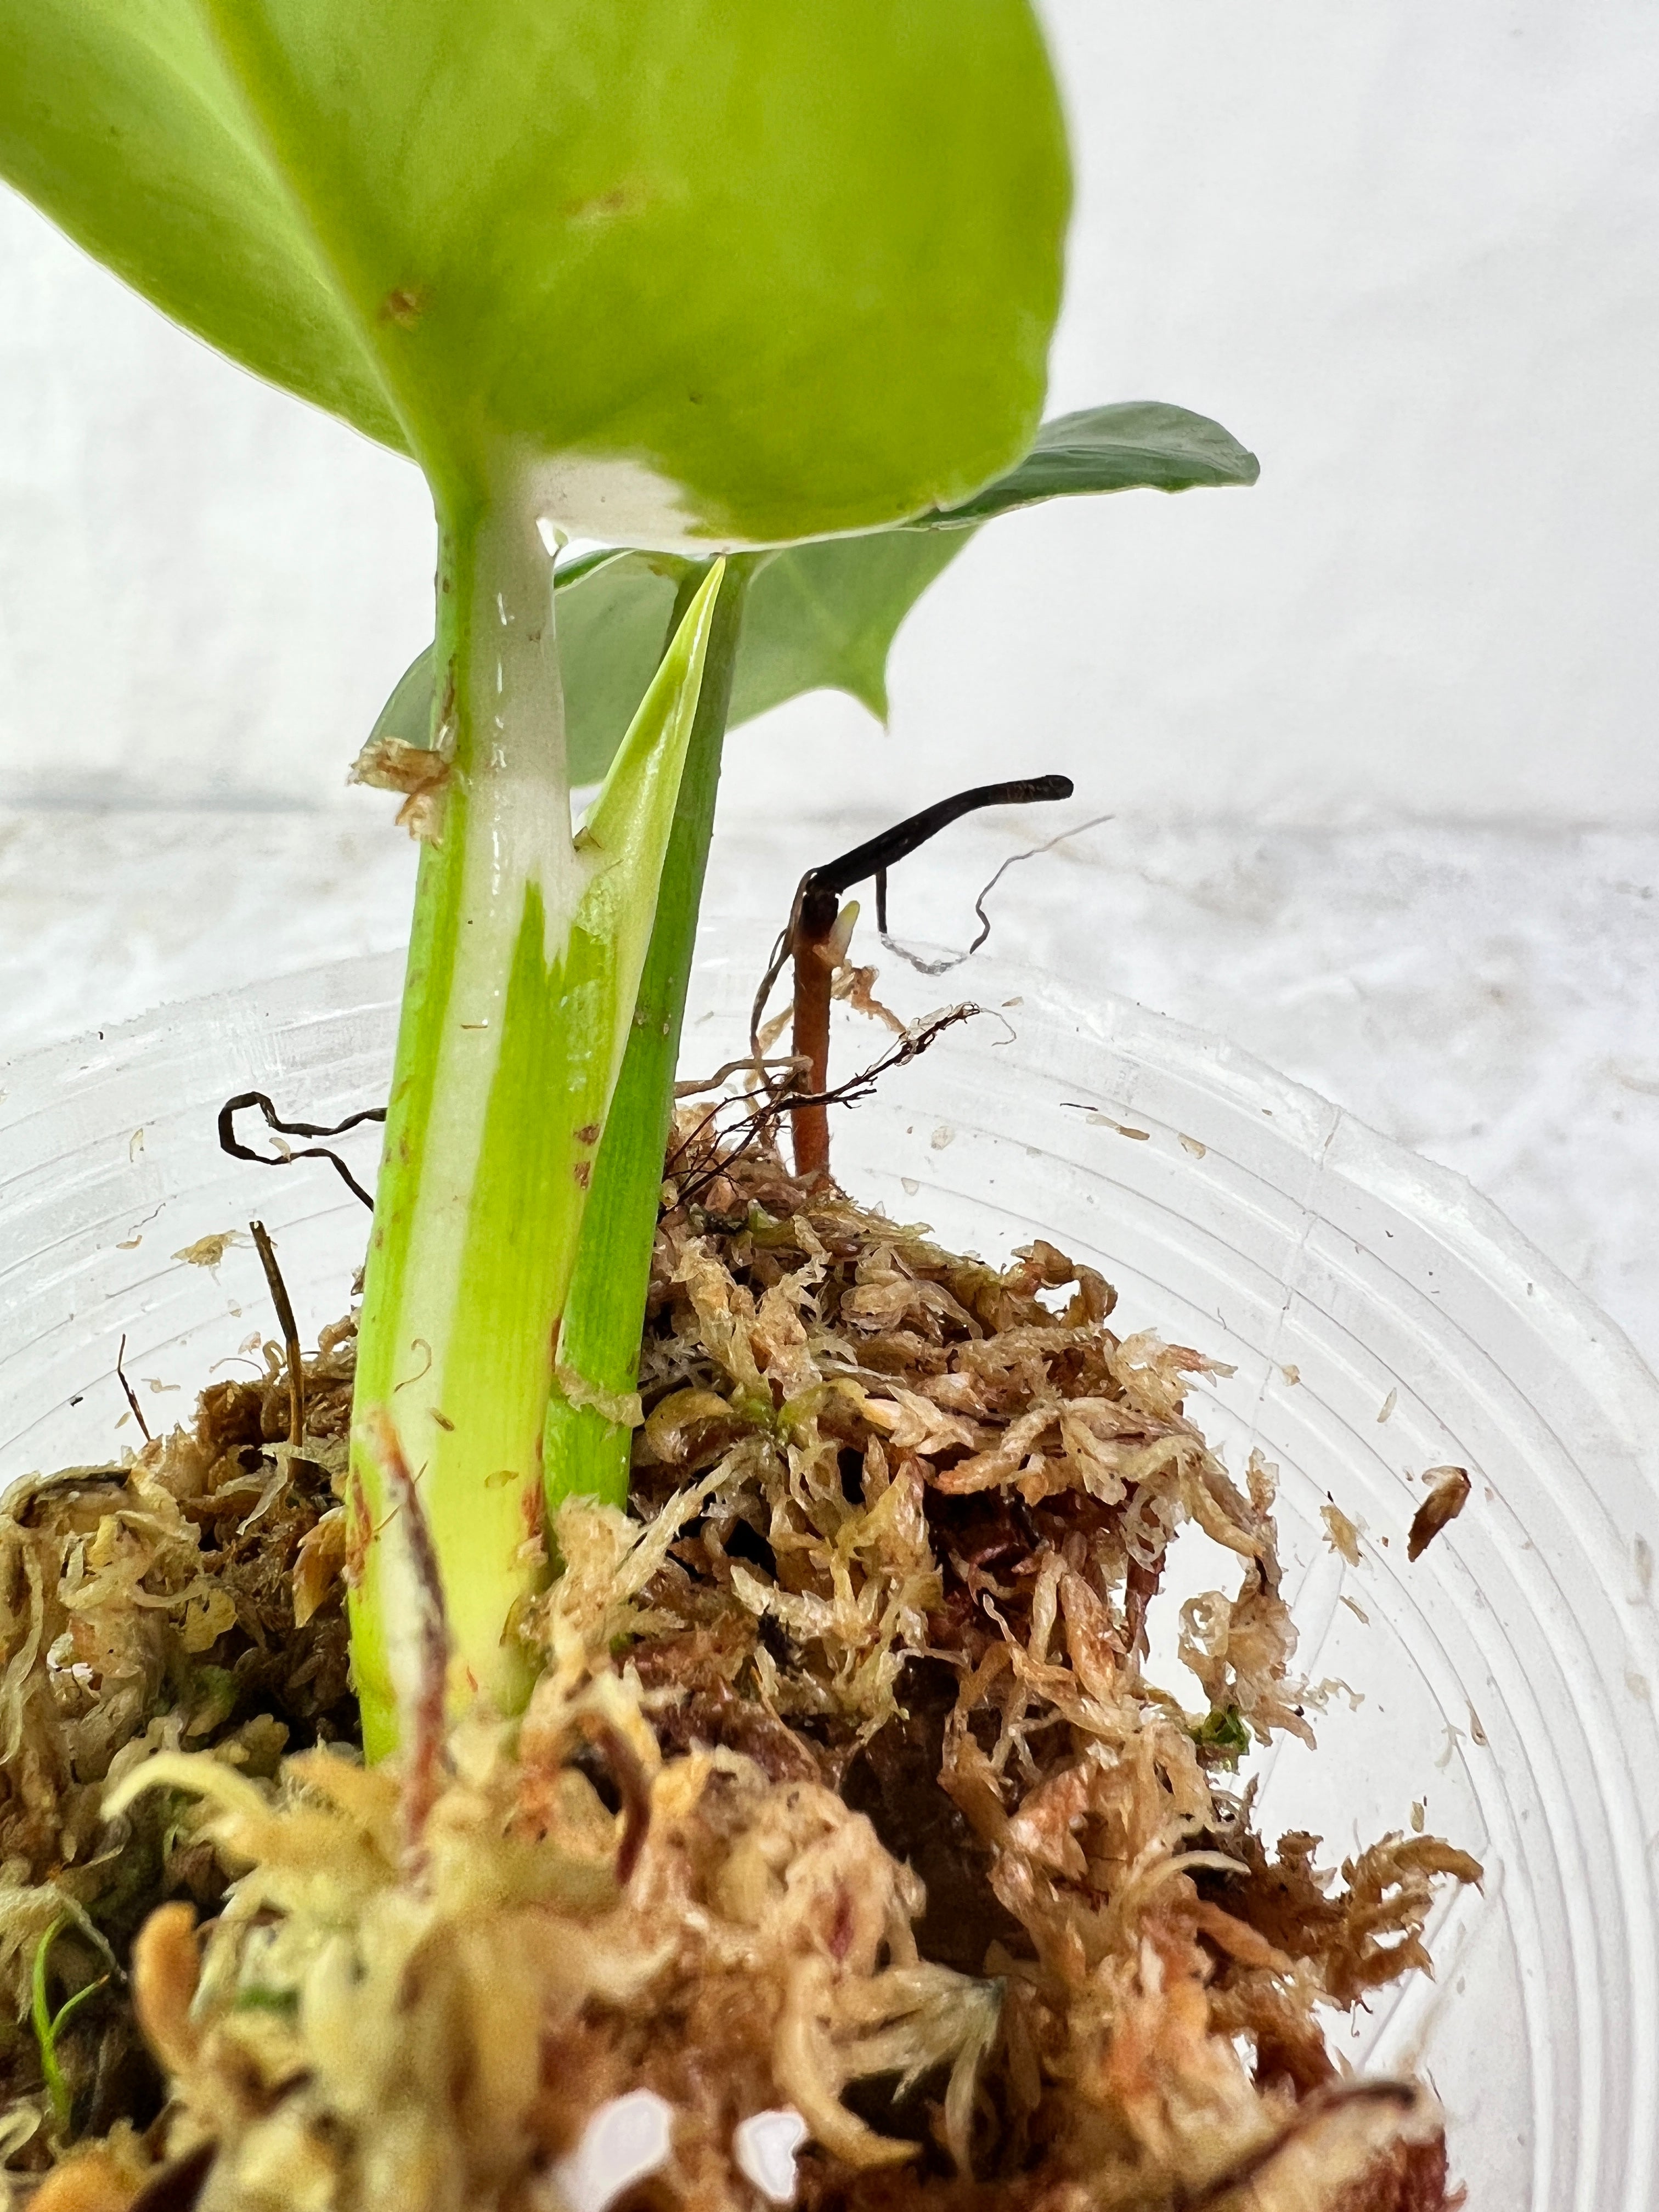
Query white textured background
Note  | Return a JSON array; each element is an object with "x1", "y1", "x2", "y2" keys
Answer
[
  {"x1": 4, "y1": 3, "x2": 1659, "y2": 1358},
  {"x1": 5, "y1": 2, "x2": 1659, "y2": 815}
]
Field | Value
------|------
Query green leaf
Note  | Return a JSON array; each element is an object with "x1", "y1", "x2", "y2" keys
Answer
[
  {"x1": 0, "y1": 1, "x2": 404, "y2": 449},
  {"x1": 914, "y1": 402, "x2": 1262, "y2": 529},
  {"x1": 557, "y1": 556, "x2": 694, "y2": 781},
  {"x1": 369, "y1": 532, "x2": 960, "y2": 774},
  {"x1": 543, "y1": 558, "x2": 753, "y2": 1519},
  {"x1": 724, "y1": 402, "x2": 1260, "y2": 716},
  {"x1": 31, "y1": 1914, "x2": 109, "y2": 2135},
  {"x1": 374, "y1": 402, "x2": 1260, "y2": 772},
  {"x1": 12, "y1": 0, "x2": 1062, "y2": 545},
  {"x1": 5, "y1": 7, "x2": 1069, "y2": 523},
  {"x1": 731, "y1": 533, "x2": 966, "y2": 724}
]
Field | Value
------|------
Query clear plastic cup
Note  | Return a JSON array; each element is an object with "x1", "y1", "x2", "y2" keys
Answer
[{"x1": 3, "y1": 927, "x2": 1655, "y2": 2212}]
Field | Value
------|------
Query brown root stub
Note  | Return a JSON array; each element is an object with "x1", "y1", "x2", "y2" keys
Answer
[
  {"x1": 753, "y1": 776, "x2": 1074, "y2": 1178},
  {"x1": 789, "y1": 881, "x2": 840, "y2": 1178},
  {"x1": 347, "y1": 731, "x2": 449, "y2": 840}
]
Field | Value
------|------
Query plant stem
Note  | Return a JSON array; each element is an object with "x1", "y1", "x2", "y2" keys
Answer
[
  {"x1": 347, "y1": 473, "x2": 723, "y2": 1758},
  {"x1": 541, "y1": 557, "x2": 754, "y2": 1516}
]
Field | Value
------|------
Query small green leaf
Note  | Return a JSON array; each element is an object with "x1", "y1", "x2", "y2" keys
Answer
[
  {"x1": 30, "y1": 1916, "x2": 65, "y2": 2125},
  {"x1": 913, "y1": 403, "x2": 1262, "y2": 530},
  {"x1": 31, "y1": 1915, "x2": 109, "y2": 2136},
  {"x1": 1190, "y1": 1704, "x2": 1252, "y2": 1766}
]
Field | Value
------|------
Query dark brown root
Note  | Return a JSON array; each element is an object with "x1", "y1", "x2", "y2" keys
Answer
[
  {"x1": 217, "y1": 1091, "x2": 385, "y2": 1211},
  {"x1": 247, "y1": 1222, "x2": 302, "y2": 1451},
  {"x1": 114, "y1": 1336, "x2": 150, "y2": 1446},
  {"x1": 749, "y1": 778, "x2": 1073, "y2": 1177}
]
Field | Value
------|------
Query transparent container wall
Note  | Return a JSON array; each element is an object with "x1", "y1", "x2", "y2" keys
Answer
[{"x1": 3, "y1": 930, "x2": 1657, "y2": 2212}]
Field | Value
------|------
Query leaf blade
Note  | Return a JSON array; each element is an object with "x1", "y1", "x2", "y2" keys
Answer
[
  {"x1": 0, "y1": 0, "x2": 405, "y2": 449},
  {"x1": 914, "y1": 402, "x2": 1262, "y2": 529},
  {"x1": 731, "y1": 533, "x2": 967, "y2": 725},
  {"x1": 195, "y1": 0, "x2": 1070, "y2": 540}
]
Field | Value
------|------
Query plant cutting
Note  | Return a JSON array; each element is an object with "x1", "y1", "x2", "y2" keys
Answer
[{"x1": 0, "y1": 8, "x2": 1482, "y2": 2211}]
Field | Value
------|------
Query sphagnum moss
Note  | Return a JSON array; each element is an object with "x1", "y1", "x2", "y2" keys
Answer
[{"x1": 2, "y1": 1111, "x2": 1476, "y2": 2210}]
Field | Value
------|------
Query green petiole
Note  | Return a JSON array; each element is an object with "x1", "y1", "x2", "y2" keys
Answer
[
  {"x1": 542, "y1": 555, "x2": 755, "y2": 1522},
  {"x1": 347, "y1": 471, "x2": 725, "y2": 1757}
]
